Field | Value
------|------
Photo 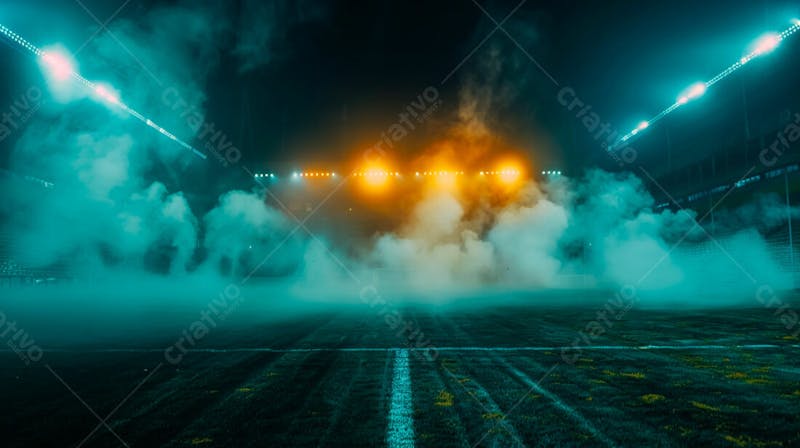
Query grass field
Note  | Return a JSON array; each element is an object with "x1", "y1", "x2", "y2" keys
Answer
[{"x1": 2, "y1": 294, "x2": 799, "y2": 447}]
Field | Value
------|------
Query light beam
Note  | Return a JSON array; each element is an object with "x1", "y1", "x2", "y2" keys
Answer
[{"x1": 0, "y1": 23, "x2": 206, "y2": 160}]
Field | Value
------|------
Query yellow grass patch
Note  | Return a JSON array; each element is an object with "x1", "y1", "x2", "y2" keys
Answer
[
  {"x1": 723, "y1": 435, "x2": 747, "y2": 447},
  {"x1": 482, "y1": 412, "x2": 505, "y2": 420},
  {"x1": 744, "y1": 378, "x2": 772, "y2": 385},
  {"x1": 723, "y1": 434, "x2": 782, "y2": 447},
  {"x1": 190, "y1": 437, "x2": 213, "y2": 445},
  {"x1": 435, "y1": 390, "x2": 454, "y2": 407},
  {"x1": 641, "y1": 394, "x2": 665, "y2": 404},
  {"x1": 691, "y1": 401, "x2": 719, "y2": 412},
  {"x1": 620, "y1": 372, "x2": 646, "y2": 379}
]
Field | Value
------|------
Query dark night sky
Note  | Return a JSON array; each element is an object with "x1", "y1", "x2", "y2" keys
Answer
[{"x1": 1, "y1": 0, "x2": 799, "y2": 188}]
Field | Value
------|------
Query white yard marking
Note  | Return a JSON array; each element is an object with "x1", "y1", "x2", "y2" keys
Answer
[
  {"x1": 16, "y1": 344, "x2": 796, "y2": 354},
  {"x1": 441, "y1": 365, "x2": 526, "y2": 447},
  {"x1": 387, "y1": 349, "x2": 414, "y2": 448},
  {"x1": 499, "y1": 359, "x2": 616, "y2": 448}
]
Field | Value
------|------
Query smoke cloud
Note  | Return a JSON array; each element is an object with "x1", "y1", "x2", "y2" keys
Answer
[{"x1": 0, "y1": 0, "x2": 797, "y2": 350}]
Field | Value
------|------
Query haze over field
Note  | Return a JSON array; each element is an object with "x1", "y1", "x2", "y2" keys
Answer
[{"x1": 1, "y1": 0, "x2": 797, "y2": 326}]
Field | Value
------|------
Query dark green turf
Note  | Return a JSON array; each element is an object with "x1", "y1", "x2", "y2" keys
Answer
[{"x1": 1, "y1": 299, "x2": 799, "y2": 447}]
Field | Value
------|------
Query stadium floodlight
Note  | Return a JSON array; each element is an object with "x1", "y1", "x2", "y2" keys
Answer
[
  {"x1": 632, "y1": 120, "x2": 650, "y2": 136},
  {"x1": 609, "y1": 19, "x2": 800, "y2": 151},
  {"x1": 40, "y1": 51, "x2": 74, "y2": 81},
  {"x1": 93, "y1": 85, "x2": 120, "y2": 104},
  {"x1": 0, "y1": 23, "x2": 206, "y2": 160},
  {"x1": 686, "y1": 82, "x2": 707, "y2": 100},
  {"x1": 752, "y1": 33, "x2": 781, "y2": 56}
]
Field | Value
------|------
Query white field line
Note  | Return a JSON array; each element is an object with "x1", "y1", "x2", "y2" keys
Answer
[
  {"x1": 14, "y1": 344, "x2": 798, "y2": 354},
  {"x1": 387, "y1": 349, "x2": 414, "y2": 448},
  {"x1": 441, "y1": 365, "x2": 526, "y2": 447},
  {"x1": 498, "y1": 358, "x2": 616, "y2": 448}
]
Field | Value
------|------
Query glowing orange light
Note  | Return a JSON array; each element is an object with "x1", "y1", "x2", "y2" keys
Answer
[
  {"x1": 498, "y1": 166, "x2": 521, "y2": 184},
  {"x1": 356, "y1": 165, "x2": 393, "y2": 194}
]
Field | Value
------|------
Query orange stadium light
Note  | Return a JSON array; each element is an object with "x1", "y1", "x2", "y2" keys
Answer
[
  {"x1": 497, "y1": 166, "x2": 521, "y2": 184},
  {"x1": 354, "y1": 165, "x2": 395, "y2": 194}
]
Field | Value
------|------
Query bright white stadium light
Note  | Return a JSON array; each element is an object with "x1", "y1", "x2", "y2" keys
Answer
[
  {"x1": 752, "y1": 33, "x2": 781, "y2": 56},
  {"x1": 94, "y1": 85, "x2": 120, "y2": 104},
  {"x1": 40, "y1": 51, "x2": 74, "y2": 81},
  {"x1": 686, "y1": 82, "x2": 707, "y2": 100}
]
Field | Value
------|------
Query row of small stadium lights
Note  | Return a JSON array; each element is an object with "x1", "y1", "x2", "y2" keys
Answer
[{"x1": 251, "y1": 169, "x2": 562, "y2": 180}]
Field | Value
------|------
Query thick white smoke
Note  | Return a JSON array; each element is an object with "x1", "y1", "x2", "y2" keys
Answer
[
  {"x1": 0, "y1": 0, "x2": 795, "y2": 318},
  {"x1": 362, "y1": 170, "x2": 795, "y2": 304}
]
